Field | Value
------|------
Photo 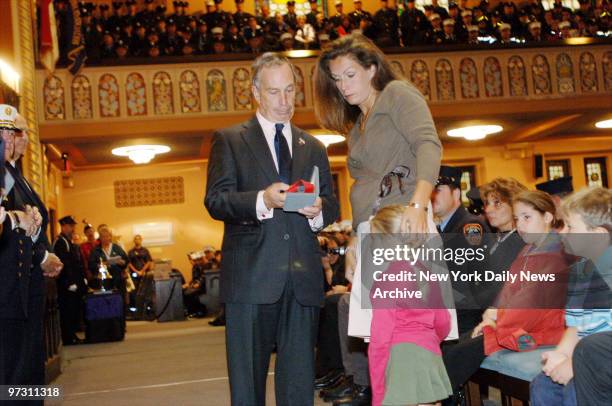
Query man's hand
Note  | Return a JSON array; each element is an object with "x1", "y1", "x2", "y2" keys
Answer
[
  {"x1": 41, "y1": 253, "x2": 63, "y2": 277},
  {"x1": 298, "y1": 197, "x2": 322, "y2": 219},
  {"x1": 26, "y1": 205, "x2": 42, "y2": 229},
  {"x1": 542, "y1": 350, "x2": 568, "y2": 376},
  {"x1": 14, "y1": 208, "x2": 38, "y2": 237},
  {"x1": 263, "y1": 182, "x2": 288, "y2": 210},
  {"x1": 549, "y1": 358, "x2": 573, "y2": 385}
]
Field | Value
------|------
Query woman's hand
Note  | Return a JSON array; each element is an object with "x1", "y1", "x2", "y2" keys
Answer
[
  {"x1": 482, "y1": 308, "x2": 498, "y2": 323},
  {"x1": 400, "y1": 205, "x2": 428, "y2": 234},
  {"x1": 344, "y1": 236, "x2": 357, "y2": 284},
  {"x1": 471, "y1": 319, "x2": 496, "y2": 338}
]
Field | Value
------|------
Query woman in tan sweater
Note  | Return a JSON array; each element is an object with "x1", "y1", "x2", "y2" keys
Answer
[{"x1": 314, "y1": 34, "x2": 442, "y2": 232}]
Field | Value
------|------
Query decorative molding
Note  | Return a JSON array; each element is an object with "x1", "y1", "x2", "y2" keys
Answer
[{"x1": 114, "y1": 176, "x2": 185, "y2": 208}]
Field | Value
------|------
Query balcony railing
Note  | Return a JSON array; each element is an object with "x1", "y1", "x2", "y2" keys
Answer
[{"x1": 37, "y1": 41, "x2": 611, "y2": 125}]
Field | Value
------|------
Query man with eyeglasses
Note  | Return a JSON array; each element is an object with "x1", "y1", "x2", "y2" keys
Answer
[{"x1": 0, "y1": 104, "x2": 63, "y2": 388}]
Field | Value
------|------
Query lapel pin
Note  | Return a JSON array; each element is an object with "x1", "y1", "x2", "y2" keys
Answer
[{"x1": 298, "y1": 137, "x2": 305, "y2": 146}]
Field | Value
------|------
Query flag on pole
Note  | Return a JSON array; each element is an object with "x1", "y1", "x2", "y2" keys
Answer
[
  {"x1": 39, "y1": 0, "x2": 59, "y2": 73},
  {"x1": 66, "y1": 0, "x2": 87, "y2": 75}
]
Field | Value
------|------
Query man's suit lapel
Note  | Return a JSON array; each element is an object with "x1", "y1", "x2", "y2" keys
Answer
[
  {"x1": 290, "y1": 126, "x2": 311, "y2": 183},
  {"x1": 241, "y1": 117, "x2": 279, "y2": 185}
]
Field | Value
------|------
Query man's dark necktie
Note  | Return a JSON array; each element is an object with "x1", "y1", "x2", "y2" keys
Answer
[{"x1": 274, "y1": 123, "x2": 291, "y2": 184}]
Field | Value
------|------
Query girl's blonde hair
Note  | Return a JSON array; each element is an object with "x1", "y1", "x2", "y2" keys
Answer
[
  {"x1": 562, "y1": 187, "x2": 612, "y2": 230},
  {"x1": 370, "y1": 205, "x2": 406, "y2": 234}
]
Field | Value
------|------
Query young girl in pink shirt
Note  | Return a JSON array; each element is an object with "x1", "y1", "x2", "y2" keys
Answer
[{"x1": 368, "y1": 205, "x2": 453, "y2": 406}]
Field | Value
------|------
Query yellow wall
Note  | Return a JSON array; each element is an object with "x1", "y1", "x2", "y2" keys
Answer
[
  {"x1": 443, "y1": 136, "x2": 612, "y2": 190},
  {"x1": 61, "y1": 160, "x2": 224, "y2": 279}
]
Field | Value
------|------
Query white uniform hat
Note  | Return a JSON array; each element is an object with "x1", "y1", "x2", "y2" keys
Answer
[{"x1": 0, "y1": 104, "x2": 18, "y2": 130}]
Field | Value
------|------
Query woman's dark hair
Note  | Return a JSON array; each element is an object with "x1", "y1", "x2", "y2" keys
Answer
[
  {"x1": 313, "y1": 33, "x2": 403, "y2": 134},
  {"x1": 513, "y1": 190, "x2": 561, "y2": 229}
]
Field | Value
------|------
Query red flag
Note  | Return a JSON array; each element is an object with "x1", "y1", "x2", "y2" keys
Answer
[{"x1": 39, "y1": 0, "x2": 59, "y2": 73}]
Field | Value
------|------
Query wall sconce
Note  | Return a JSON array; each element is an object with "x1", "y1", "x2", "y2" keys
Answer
[{"x1": 0, "y1": 59, "x2": 20, "y2": 94}]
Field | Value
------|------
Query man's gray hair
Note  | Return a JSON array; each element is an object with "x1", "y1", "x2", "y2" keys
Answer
[{"x1": 251, "y1": 52, "x2": 297, "y2": 88}]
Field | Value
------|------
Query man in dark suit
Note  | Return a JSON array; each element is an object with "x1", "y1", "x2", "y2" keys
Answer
[
  {"x1": 205, "y1": 53, "x2": 339, "y2": 405},
  {"x1": 1, "y1": 107, "x2": 63, "y2": 390},
  {"x1": 53, "y1": 215, "x2": 87, "y2": 345}
]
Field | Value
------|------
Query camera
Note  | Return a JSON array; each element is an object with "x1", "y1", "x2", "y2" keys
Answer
[{"x1": 328, "y1": 246, "x2": 347, "y2": 256}]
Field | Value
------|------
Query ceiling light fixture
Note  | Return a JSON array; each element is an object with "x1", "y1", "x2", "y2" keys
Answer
[
  {"x1": 447, "y1": 125, "x2": 503, "y2": 140},
  {"x1": 595, "y1": 119, "x2": 612, "y2": 129},
  {"x1": 111, "y1": 145, "x2": 170, "y2": 164}
]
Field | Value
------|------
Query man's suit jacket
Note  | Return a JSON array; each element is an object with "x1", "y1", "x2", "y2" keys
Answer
[
  {"x1": 0, "y1": 163, "x2": 49, "y2": 319},
  {"x1": 205, "y1": 117, "x2": 339, "y2": 307}
]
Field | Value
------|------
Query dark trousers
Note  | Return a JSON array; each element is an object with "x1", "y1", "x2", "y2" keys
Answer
[
  {"x1": 316, "y1": 293, "x2": 344, "y2": 376},
  {"x1": 0, "y1": 295, "x2": 45, "y2": 405},
  {"x1": 573, "y1": 331, "x2": 612, "y2": 405},
  {"x1": 225, "y1": 278, "x2": 319, "y2": 406},
  {"x1": 442, "y1": 333, "x2": 485, "y2": 390},
  {"x1": 530, "y1": 372, "x2": 577, "y2": 406},
  {"x1": 58, "y1": 290, "x2": 82, "y2": 345},
  {"x1": 183, "y1": 288, "x2": 206, "y2": 315},
  {"x1": 337, "y1": 293, "x2": 370, "y2": 386}
]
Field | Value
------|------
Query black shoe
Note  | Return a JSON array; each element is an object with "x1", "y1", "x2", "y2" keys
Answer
[
  {"x1": 321, "y1": 376, "x2": 354, "y2": 402},
  {"x1": 208, "y1": 317, "x2": 226, "y2": 326},
  {"x1": 314, "y1": 369, "x2": 344, "y2": 390},
  {"x1": 332, "y1": 385, "x2": 371, "y2": 406},
  {"x1": 442, "y1": 389, "x2": 467, "y2": 406}
]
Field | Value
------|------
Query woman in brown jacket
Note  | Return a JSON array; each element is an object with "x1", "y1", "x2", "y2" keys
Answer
[{"x1": 314, "y1": 33, "x2": 442, "y2": 232}]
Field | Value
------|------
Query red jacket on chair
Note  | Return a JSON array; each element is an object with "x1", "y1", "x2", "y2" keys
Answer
[{"x1": 484, "y1": 233, "x2": 572, "y2": 355}]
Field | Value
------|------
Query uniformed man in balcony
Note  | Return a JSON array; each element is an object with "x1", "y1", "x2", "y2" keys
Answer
[
  {"x1": 306, "y1": 0, "x2": 319, "y2": 28},
  {"x1": 136, "y1": 0, "x2": 157, "y2": 29},
  {"x1": 194, "y1": 17, "x2": 212, "y2": 54},
  {"x1": 401, "y1": 0, "x2": 426, "y2": 46},
  {"x1": 109, "y1": 1, "x2": 124, "y2": 31},
  {"x1": 443, "y1": 18, "x2": 458, "y2": 44},
  {"x1": 206, "y1": 0, "x2": 232, "y2": 35},
  {"x1": 232, "y1": 0, "x2": 252, "y2": 31},
  {"x1": 330, "y1": 1, "x2": 345, "y2": 28},
  {"x1": 122, "y1": 0, "x2": 138, "y2": 27},
  {"x1": 466, "y1": 25, "x2": 480, "y2": 44},
  {"x1": 349, "y1": 0, "x2": 371, "y2": 29},
  {"x1": 425, "y1": 13, "x2": 445, "y2": 45},
  {"x1": 526, "y1": 20, "x2": 543, "y2": 42},
  {"x1": 283, "y1": 1, "x2": 298, "y2": 31},
  {"x1": 373, "y1": 0, "x2": 399, "y2": 47}
]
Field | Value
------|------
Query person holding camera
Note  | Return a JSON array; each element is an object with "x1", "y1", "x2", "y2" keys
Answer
[
  {"x1": 317, "y1": 235, "x2": 350, "y2": 390},
  {"x1": 183, "y1": 252, "x2": 208, "y2": 318}
]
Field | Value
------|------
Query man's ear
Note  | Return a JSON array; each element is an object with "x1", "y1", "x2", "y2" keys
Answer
[
  {"x1": 252, "y1": 84, "x2": 260, "y2": 104},
  {"x1": 452, "y1": 187, "x2": 462, "y2": 202}
]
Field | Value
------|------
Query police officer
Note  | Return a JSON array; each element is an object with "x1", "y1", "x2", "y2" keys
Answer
[
  {"x1": 349, "y1": 0, "x2": 372, "y2": 29},
  {"x1": 232, "y1": 0, "x2": 252, "y2": 31},
  {"x1": 284, "y1": 1, "x2": 298, "y2": 31},
  {"x1": 330, "y1": 1, "x2": 346, "y2": 28},
  {"x1": 0, "y1": 106, "x2": 63, "y2": 388},
  {"x1": 400, "y1": 0, "x2": 426, "y2": 46},
  {"x1": 53, "y1": 215, "x2": 86, "y2": 346},
  {"x1": 205, "y1": 0, "x2": 232, "y2": 34},
  {"x1": 373, "y1": 0, "x2": 399, "y2": 46},
  {"x1": 305, "y1": 0, "x2": 319, "y2": 28},
  {"x1": 431, "y1": 165, "x2": 490, "y2": 334},
  {"x1": 137, "y1": 0, "x2": 157, "y2": 29}
]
